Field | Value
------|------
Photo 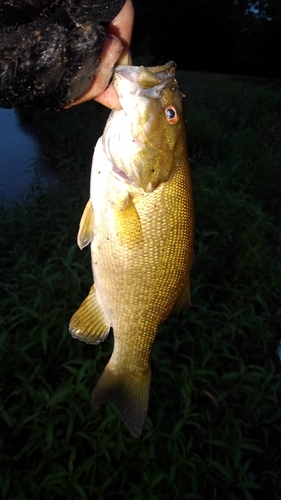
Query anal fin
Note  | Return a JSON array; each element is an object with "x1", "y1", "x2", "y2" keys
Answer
[
  {"x1": 69, "y1": 285, "x2": 110, "y2": 344},
  {"x1": 77, "y1": 199, "x2": 94, "y2": 249}
]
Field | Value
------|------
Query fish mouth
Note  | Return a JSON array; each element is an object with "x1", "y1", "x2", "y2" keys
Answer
[
  {"x1": 113, "y1": 61, "x2": 177, "y2": 105},
  {"x1": 114, "y1": 61, "x2": 176, "y2": 88}
]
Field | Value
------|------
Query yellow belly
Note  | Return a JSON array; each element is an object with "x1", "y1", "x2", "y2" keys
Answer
[{"x1": 92, "y1": 152, "x2": 194, "y2": 371}]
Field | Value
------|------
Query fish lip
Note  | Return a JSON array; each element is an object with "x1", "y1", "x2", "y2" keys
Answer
[
  {"x1": 114, "y1": 61, "x2": 176, "y2": 79},
  {"x1": 113, "y1": 61, "x2": 176, "y2": 90}
]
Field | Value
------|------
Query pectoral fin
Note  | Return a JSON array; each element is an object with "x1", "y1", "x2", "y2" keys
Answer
[
  {"x1": 77, "y1": 199, "x2": 94, "y2": 249},
  {"x1": 114, "y1": 194, "x2": 143, "y2": 249},
  {"x1": 69, "y1": 285, "x2": 110, "y2": 344},
  {"x1": 171, "y1": 277, "x2": 191, "y2": 314}
]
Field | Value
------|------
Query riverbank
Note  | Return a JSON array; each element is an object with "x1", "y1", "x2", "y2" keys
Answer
[{"x1": 1, "y1": 71, "x2": 281, "y2": 499}]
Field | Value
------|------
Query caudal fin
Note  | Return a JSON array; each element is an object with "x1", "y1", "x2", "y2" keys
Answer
[{"x1": 90, "y1": 363, "x2": 151, "y2": 437}]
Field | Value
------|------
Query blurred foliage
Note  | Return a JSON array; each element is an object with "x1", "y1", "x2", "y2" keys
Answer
[
  {"x1": 131, "y1": 0, "x2": 281, "y2": 78},
  {"x1": 1, "y1": 72, "x2": 281, "y2": 499}
]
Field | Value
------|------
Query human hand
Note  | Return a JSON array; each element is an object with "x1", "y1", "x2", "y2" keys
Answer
[{"x1": 62, "y1": 0, "x2": 134, "y2": 110}]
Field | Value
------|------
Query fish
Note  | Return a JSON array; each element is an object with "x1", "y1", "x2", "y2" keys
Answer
[{"x1": 69, "y1": 61, "x2": 194, "y2": 437}]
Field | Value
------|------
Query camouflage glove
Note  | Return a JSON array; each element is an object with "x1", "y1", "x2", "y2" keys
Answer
[{"x1": 0, "y1": 0, "x2": 125, "y2": 108}]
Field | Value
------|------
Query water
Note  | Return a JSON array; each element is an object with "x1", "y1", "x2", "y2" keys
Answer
[{"x1": 0, "y1": 108, "x2": 54, "y2": 203}]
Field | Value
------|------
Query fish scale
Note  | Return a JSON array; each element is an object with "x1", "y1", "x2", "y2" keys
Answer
[{"x1": 69, "y1": 61, "x2": 194, "y2": 437}]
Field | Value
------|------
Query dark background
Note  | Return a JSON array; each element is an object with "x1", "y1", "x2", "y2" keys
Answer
[{"x1": 131, "y1": 0, "x2": 281, "y2": 79}]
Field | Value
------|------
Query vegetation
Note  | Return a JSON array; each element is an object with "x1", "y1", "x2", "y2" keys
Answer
[
  {"x1": 131, "y1": 0, "x2": 281, "y2": 78},
  {"x1": 1, "y1": 72, "x2": 281, "y2": 499}
]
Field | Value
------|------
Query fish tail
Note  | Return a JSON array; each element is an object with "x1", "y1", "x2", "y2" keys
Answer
[{"x1": 90, "y1": 363, "x2": 151, "y2": 438}]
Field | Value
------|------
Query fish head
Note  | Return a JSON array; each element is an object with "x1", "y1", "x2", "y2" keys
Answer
[{"x1": 102, "y1": 61, "x2": 185, "y2": 192}]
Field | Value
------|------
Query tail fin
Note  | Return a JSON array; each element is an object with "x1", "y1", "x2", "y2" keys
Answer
[{"x1": 90, "y1": 362, "x2": 151, "y2": 438}]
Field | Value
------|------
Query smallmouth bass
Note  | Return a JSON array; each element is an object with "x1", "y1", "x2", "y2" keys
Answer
[{"x1": 69, "y1": 61, "x2": 194, "y2": 437}]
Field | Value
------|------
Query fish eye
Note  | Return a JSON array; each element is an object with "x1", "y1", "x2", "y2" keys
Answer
[{"x1": 165, "y1": 105, "x2": 179, "y2": 124}]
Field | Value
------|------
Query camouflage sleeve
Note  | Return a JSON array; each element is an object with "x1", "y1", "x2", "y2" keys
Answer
[{"x1": 0, "y1": 0, "x2": 126, "y2": 109}]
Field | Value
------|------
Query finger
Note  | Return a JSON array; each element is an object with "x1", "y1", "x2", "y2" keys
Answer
[
  {"x1": 62, "y1": 0, "x2": 134, "y2": 110},
  {"x1": 94, "y1": 83, "x2": 122, "y2": 110},
  {"x1": 106, "y1": 0, "x2": 134, "y2": 47},
  {"x1": 97, "y1": 0, "x2": 135, "y2": 106},
  {"x1": 116, "y1": 45, "x2": 132, "y2": 65},
  {"x1": 62, "y1": 35, "x2": 123, "y2": 109}
]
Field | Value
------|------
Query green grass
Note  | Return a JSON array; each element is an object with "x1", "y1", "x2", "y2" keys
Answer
[{"x1": 1, "y1": 72, "x2": 281, "y2": 499}]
